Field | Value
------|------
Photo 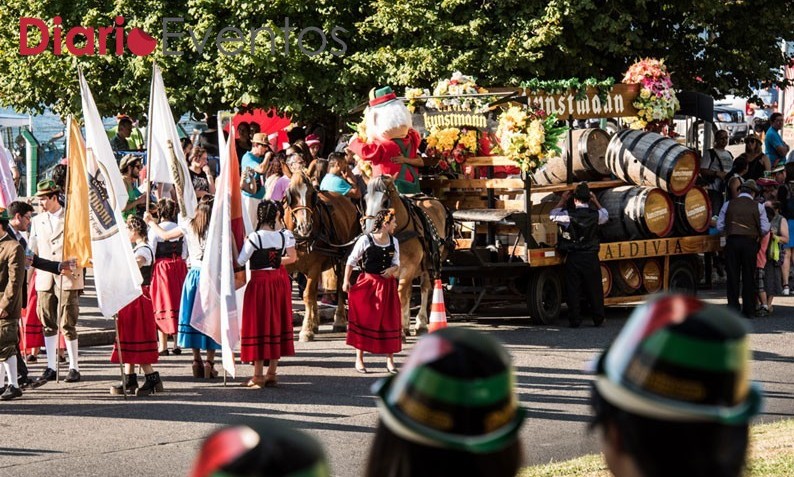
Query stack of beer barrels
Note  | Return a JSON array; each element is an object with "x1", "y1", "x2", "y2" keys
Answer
[{"x1": 531, "y1": 128, "x2": 711, "y2": 297}]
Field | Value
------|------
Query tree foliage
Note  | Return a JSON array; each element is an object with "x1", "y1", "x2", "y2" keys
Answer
[{"x1": 0, "y1": 0, "x2": 791, "y2": 122}]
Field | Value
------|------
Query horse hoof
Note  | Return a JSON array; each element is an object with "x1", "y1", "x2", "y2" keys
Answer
[
  {"x1": 299, "y1": 331, "x2": 315, "y2": 342},
  {"x1": 332, "y1": 325, "x2": 347, "y2": 333},
  {"x1": 414, "y1": 327, "x2": 428, "y2": 336}
]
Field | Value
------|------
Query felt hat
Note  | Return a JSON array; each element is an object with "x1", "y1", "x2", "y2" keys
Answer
[
  {"x1": 744, "y1": 133, "x2": 762, "y2": 144},
  {"x1": 119, "y1": 153, "x2": 142, "y2": 172},
  {"x1": 741, "y1": 179, "x2": 760, "y2": 193},
  {"x1": 190, "y1": 420, "x2": 330, "y2": 477},
  {"x1": 372, "y1": 328, "x2": 526, "y2": 454},
  {"x1": 305, "y1": 134, "x2": 321, "y2": 147},
  {"x1": 252, "y1": 133, "x2": 270, "y2": 146},
  {"x1": 593, "y1": 295, "x2": 762, "y2": 425},
  {"x1": 35, "y1": 179, "x2": 62, "y2": 197},
  {"x1": 368, "y1": 86, "x2": 398, "y2": 108}
]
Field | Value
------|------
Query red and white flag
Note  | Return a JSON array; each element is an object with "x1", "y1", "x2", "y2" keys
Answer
[
  {"x1": 192, "y1": 119, "x2": 246, "y2": 376},
  {"x1": 148, "y1": 64, "x2": 197, "y2": 219}
]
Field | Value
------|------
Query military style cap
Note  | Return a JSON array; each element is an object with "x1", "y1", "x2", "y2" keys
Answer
[
  {"x1": 594, "y1": 295, "x2": 762, "y2": 425},
  {"x1": 372, "y1": 328, "x2": 526, "y2": 454}
]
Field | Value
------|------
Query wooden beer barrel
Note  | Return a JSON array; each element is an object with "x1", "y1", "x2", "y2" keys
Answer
[
  {"x1": 672, "y1": 186, "x2": 712, "y2": 235},
  {"x1": 601, "y1": 263, "x2": 612, "y2": 297},
  {"x1": 597, "y1": 186, "x2": 674, "y2": 242},
  {"x1": 612, "y1": 260, "x2": 642, "y2": 294},
  {"x1": 605, "y1": 129, "x2": 698, "y2": 196},
  {"x1": 642, "y1": 259, "x2": 663, "y2": 293},
  {"x1": 533, "y1": 128, "x2": 612, "y2": 185}
]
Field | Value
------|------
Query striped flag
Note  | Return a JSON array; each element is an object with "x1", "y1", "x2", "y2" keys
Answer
[
  {"x1": 79, "y1": 70, "x2": 143, "y2": 316},
  {"x1": 148, "y1": 64, "x2": 197, "y2": 219},
  {"x1": 62, "y1": 117, "x2": 92, "y2": 268},
  {"x1": 192, "y1": 120, "x2": 246, "y2": 376}
]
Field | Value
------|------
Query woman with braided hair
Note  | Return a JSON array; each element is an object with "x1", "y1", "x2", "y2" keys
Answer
[
  {"x1": 145, "y1": 198, "x2": 188, "y2": 356},
  {"x1": 237, "y1": 200, "x2": 297, "y2": 388},
  {"x1": 343, "y1": 208, "x2": 401, "y2": 374},
  {"x1": 110, "y1": 215, "x2": 163, "y2": 396},
  {"x1": 145, "y1": 196, "x2": 221, "y2": 379}
]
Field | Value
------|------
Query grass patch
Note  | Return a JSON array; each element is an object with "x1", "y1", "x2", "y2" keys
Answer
[{"x1": 520, "y1": 420, "x2": 794, "y2": 477}]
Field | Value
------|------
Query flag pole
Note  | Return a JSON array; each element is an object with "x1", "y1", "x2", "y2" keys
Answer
[
  {"x1": 145, "y1": 64, "x2": 156, "y2": 215},
  {"x1": 113, "y1": 314, "x2": 127, "y2": 399},
  {"x1": 55, "y1": 116, "x2": 76, "y2": 383}
]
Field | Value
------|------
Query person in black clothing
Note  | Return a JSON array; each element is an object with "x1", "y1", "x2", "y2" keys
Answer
[{"x1": 550, "y1": 183, "x2": 609, "y2": 328}]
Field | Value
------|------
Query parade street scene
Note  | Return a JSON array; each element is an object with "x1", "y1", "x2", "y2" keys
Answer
[{"x1": 1, "y1": 2, "x2": 794, "y2": 477}]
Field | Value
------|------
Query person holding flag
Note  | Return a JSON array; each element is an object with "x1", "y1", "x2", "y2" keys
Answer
[
  {"x1": 29, "y1": 180, "x2": 84, "y2": 383},
  {"x1": 145, "y1": 196, "x2": 220, "y2": 379},
  {"x1": 110, "y1": 215, "x2": 163, "y2": 396},
  {"x1": 236, "y1": 200, "x2": 297, "y2": 388}
]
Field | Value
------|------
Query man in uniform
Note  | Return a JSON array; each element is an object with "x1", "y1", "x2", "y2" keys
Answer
[
  {"x1": 0, "y1": 209, "x2": 27, "y2": 400},
  {"x1": 717, "y1": 179, "x2": 770, "y2": 317},
  {"x1": 29, "y1": 180, "x2": 85, "y2": 382},
  {"x1": 550, "y1": 182, "x2": 609, "y2": 328}
]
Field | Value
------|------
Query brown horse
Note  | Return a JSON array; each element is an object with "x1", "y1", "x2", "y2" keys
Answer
[
  {"x1": 283, "y1": 169, "x2": 361, "y2": 341},
  {"x1": 363, "y1": 175, "x2": 451, "y2": 334}
]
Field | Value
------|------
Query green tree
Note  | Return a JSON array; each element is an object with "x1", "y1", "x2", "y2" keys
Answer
[{"x1": 0, "y1": 0, "x2": 791, "y2": 122}]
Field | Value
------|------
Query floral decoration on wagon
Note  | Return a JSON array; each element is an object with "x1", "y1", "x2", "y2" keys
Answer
[
  {"x1": 425, "y1": 127, "x2": 480, "y2": 174},
  {"x1": 622, "y1": 58, "x2": 680, "y2": 131},
  {"x1": 495, "y1": 106, "x2": 567, "y2": 173},
  {"x1": 425, "y1": 71, "x2": 492, "y2": 113}
]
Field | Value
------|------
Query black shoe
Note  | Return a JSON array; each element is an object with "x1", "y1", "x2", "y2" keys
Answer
[
  {"x1": 171, "y1": 347, "x2": 182, "y2": 356},
  {"x1": 0, "y1": 385, "x2": 5, "y2": 395},
  {"x1": 136, "y1": 372, "x2": 163, "y2": 396},
  {"x1": 18, "y1": 378, "x2": 32, "y2": 390},
  {"x1": 568, "y1": 320, "x2": 582, "y2": 328},
  {"x1": 40, "y1": 368, "x2": 56, "y2": 381},
  {"x1": 593, "y1": 316, "x2": 605, "y2": 327},
  {"x1": 26, "y1": 377, "x2": 47, "y2": 389},
  {"x1": 0, "y1": 385, "x2": 22, "y2": 400},
  {"x1": 26, "y1": 355, "x2": 37, "y2": 363},
  {"x1": 64, "y1": 369, "x2": 81, "y2": 383},
  {"x1": 58, "y1": 355, "x2": 67, "y2": 364},
  {"x1": 110, "y1": 373, "x2": 138, "y2": 395}
]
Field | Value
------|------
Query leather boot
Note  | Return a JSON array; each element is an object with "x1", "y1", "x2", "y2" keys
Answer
[
  {"x1": 110, "y1": 373, "x2": 138, "y2": 395},
  {"x1": 136, "y1": 372, "x2": 164, "y2": 396}
]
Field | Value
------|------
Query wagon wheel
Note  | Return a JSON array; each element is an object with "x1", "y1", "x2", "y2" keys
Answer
[
  {"x1": 527, "y1": 268, "x2": 562, "y2": 325},
  {"x1": 668, "y1": 258, "x2": 697, "y2": 295}
]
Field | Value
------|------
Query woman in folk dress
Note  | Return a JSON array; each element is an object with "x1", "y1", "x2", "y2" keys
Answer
[
  {"x1": 343, "y1": 208, "x2": 401, "y2": 374},
  {"x1": 147, "y1": 198, "x2": 188, "y2": 356},
  {"x1": 110, "y1": 215, "x2": 163, "y2": 396},
  {"x1": 237, "y1": 200, "x2": 297, "y2": 388}
]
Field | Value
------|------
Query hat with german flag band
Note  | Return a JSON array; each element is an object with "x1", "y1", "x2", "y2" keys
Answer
[
  {"x1": 593, "y1": 295, "x2": 762, "y2": 425},
  {"x1": 371, "y1": 328, "x2": 526, "y2": 454},
  {"x1": 368, "y1": 86, "x2": 399, "y2": 108}
]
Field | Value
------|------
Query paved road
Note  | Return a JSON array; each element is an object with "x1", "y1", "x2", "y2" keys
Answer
[{"x1": 1, "y1": 290, "x2": 793, "y2": 477}]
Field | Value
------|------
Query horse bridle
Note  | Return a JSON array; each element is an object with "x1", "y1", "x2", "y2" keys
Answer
[{"x1": 286, "y1": 204, "x2": 315, "y2": 244}]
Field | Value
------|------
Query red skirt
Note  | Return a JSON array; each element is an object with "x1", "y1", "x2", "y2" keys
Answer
[
  {"x1": 111, "y1": 286, "x2": 159, "y2": 365},
  {"x1": 21, "y1": 270, "x2": 44, "y2": 350},
  {"x1": 150, "y1": 256, "x2": 187, "y2": 335},
  {"x1": 240, "y1": 269, "x2": 295, "y2": 362},
  {"x1": 346, "y1": 273, "x2": 402, "y2": 354}
]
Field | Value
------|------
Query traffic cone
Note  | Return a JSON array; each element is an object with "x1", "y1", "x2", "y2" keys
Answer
[{"x1": 428, "y1": 279, "x2": 448, "y2": 333}]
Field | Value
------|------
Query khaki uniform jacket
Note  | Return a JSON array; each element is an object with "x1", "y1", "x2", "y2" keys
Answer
[
  {"x1": 0, "y1": 233, "x2": 25, "y2": 320},
  {"x1": 30, "y1": 209, "x2": 84, "y2": 291}
]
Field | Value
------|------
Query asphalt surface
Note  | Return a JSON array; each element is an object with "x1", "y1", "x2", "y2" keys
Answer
[{"x1": 1, "y1": 285, "x2": 793, "y2": 477}]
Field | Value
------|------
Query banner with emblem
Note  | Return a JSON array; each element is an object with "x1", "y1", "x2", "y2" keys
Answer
[
  {"x1": 79, "y1": 70, "x2": 143, "y2": 317},
  {"x1": 147, "y1": 64, "x2": 197, "y2": 219},
  {"x1": 63, "y1": 117, "x2": 92, "y2": 268}
]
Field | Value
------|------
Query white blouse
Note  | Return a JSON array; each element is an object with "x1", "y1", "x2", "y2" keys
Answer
[
  {"x1": 237, "y1": 229, "x2": 296, "y2": 269},
  {"x1": 346, "y1": 234, "x2": 400, "y2": 268},
  {"x1": 147, "y1": 220, "x2": 188, "y2": 259}
]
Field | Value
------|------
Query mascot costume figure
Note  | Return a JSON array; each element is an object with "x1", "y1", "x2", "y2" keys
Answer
[{"x1": 348, "y1": 86, "x2": 423, "y2": 194}]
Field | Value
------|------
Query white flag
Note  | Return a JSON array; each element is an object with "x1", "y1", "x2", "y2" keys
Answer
[
  {"x1": 79, "y1": 71, "x2": 143, "y2": 316},
  {"x1": 0, "y1": 135, "x2": 18, "y2": 208},
  {"x1": 192, "y1": 120, "x2": 246, "y2": 376},
  {"x1": 148, "y1": 64, "x2": 197, "y2": 219}
]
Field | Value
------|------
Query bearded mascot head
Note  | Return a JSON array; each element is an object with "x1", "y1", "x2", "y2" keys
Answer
[{"x1": 364, "y1": 86, "x2": 413, "y2": 141}]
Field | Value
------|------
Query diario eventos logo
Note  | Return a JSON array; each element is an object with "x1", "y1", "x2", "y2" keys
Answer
[{"x1": 19, "y1": 16, "x2": 348, "y2": 57}]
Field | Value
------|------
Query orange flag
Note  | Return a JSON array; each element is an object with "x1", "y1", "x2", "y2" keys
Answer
[{"x1": 63, "y1": 117, "x2": 92, "y2": 267}]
